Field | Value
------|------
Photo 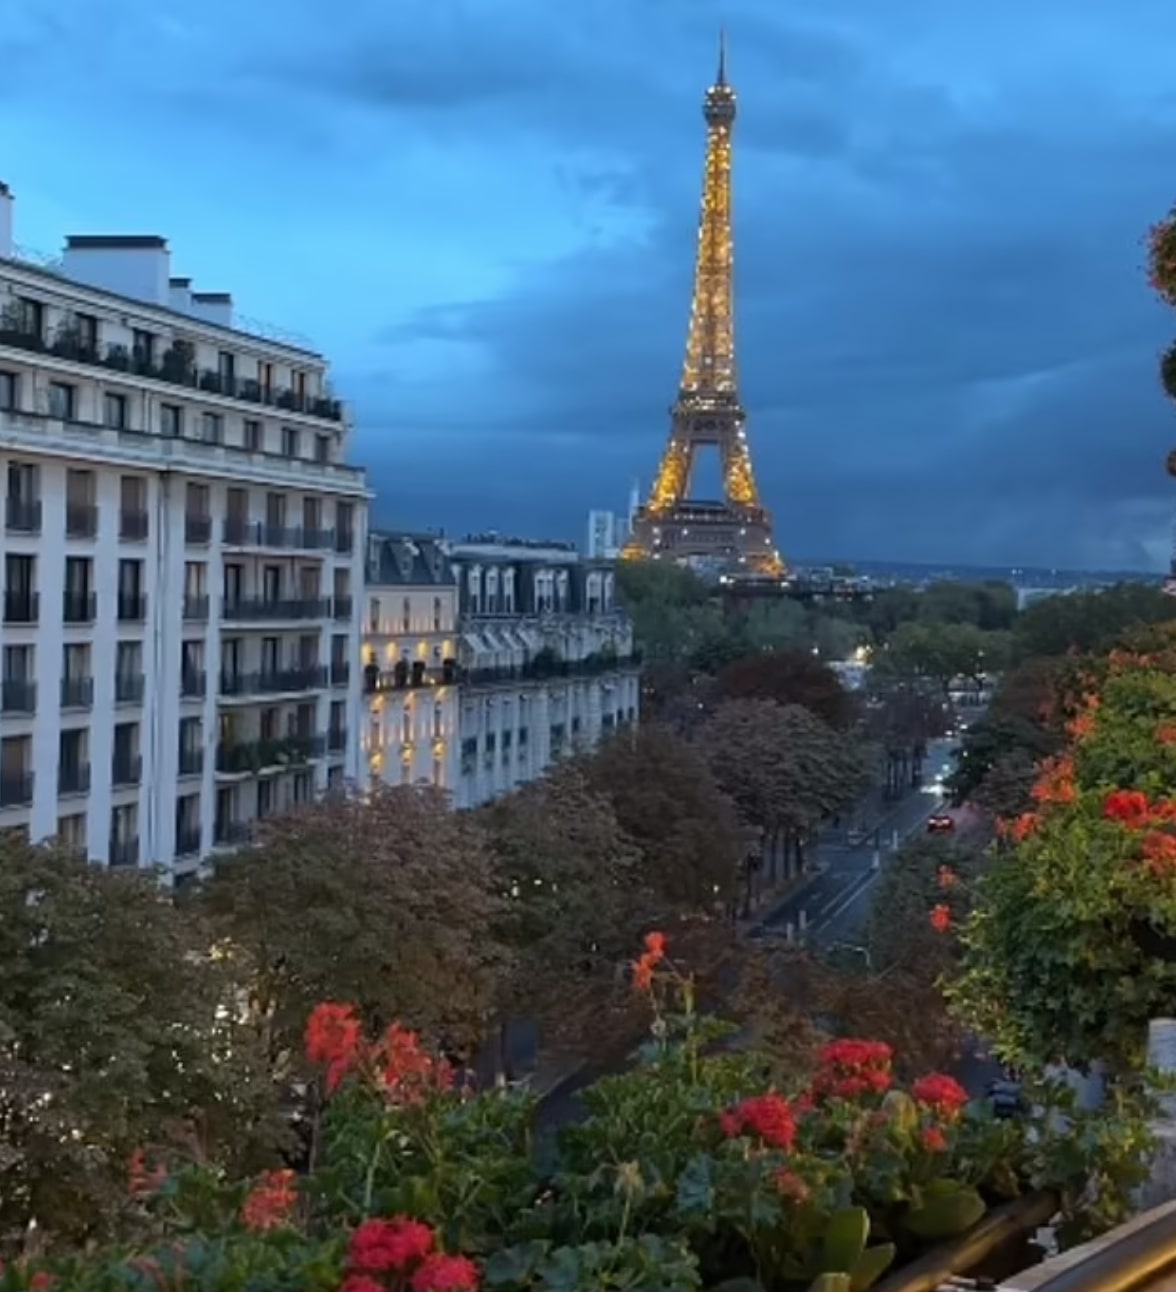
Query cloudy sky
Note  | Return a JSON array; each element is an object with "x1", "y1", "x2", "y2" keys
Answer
[{"x1": 5, "y1": 0, "x2": 1176, "y2": 569}]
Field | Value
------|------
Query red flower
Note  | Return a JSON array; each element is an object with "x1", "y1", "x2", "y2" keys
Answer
[
  {"x1": 340, "y1": 1278, "x2": 387, "y2": 1292},
  {"x1": 241, "y1": 1169, "x2": 298, "y2": 1232},
  {"x1": 128, "y1": 1148, "x2": 167, "y2": 1199},
  {"x1": 912, "y1": 1073, "x2": 969, "y2": 1118},
  {"x1": 632, "y1": 930, "x2": 666, "y2": 992},
  {"x1": 306, "y1": 1003, "x2": 363, "y2": 1091},
  {"x1": 720, "y1": 1092, "x2": 797, "y2": 1150},
  {"x1": 349, "y1": 1217, "x2": 435, "y2": 1273},
  {"x1": 921, "y1": 1125, "x2": 948, "y2": 1153},
  {"x1": 378, "y1": 1024, "x2": 450, "y2": 1105},
  {"x1": 643, "y1": 930, "x2": 666, "y2": 956},
  {"x1": 29, "y1": 1275, "x2": 54, "y2": 1292},
  {"x1": 1030, "y1": 755, "x2": 1076, "y2": 806},
  {"x1": 1009, "y1": 813, "x2": 1039, "y2": 843},
  {"x1": 1103, "y1": 790, "x2": 1152, "y2": 829},
  {"x1": 1159, "y1": 723, "x2": 1176, "y2": 746},
  {"x1": 1066, "y1": 712, "x2": 1096, "y2": 741},
  {"x1": 1143, "y1": 831, "x2": 1176, "y2": 877},
  {"x1": 929, "y1": 903, "x2": 952, "y2": 934},
  {"x1": 775, "y1": 1169, "x2": 810, "y2": 1204},
  {"x1": 813, "y1": 1039, "x2": 892, "y2": 1101},
  {"x1": 411, "y1": 1253, "x2": 480, "y2": 1292}
]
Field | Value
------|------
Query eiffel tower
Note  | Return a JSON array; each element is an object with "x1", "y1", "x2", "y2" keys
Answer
[{"x1": 623, "y1": 36, "x2": 785, "y2": 576}]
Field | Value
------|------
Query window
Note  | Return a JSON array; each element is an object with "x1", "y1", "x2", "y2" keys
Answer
[
  {"x1": 259, "y1": 361, "x2": 273, "y2": 395},
  {"x1": 4, "y1": 554, "x2": 36, "y2": 622},
  {"x1": 186, "y1": 482, "x2": 209, "y2": 517},
  {"x1": 175, "y1": 794, "x2": 201, "y2": 853},
  {"x1": 221, "y1": 638, "x2": 242, "y2": 680},
  {"x1": 336, "y1": 502, "x2": 354, "y2": 551},
  {"x1": 119, "y1": 476, "x2": 148, "y2": 540},
  {"x1": 259, "y1": 707, "x2": 279, "y2": 742},
  {"x1": 217, "y1": 350, "x2": 236, "y2": 385},
  {"x1": 281, "y1": 426, "x2": 298, "y2": 457},
  {"x1": 265, "y1": 492, "x2": 285, "y2": 528},
  {"x1": 432, "y1": 702, "x2": 444, "y2": 740},
  {"x1": 3, "y1": 645, "x2": 32, "y2": 682},
  {"x1": 244, "y1": 419, "x2": 262, "y2": 452},
  {"x1": 261, "y1": 637, "x2": 281, "y2": 676},
  {"x1": 402, "y1": 598, "x2": 411, "y2": 633},
  {"x1": 201, "y1": 411, "x2": 222, "y2": 444},
  {"x1": 57, "y1": 813, "x2": 86, "y2": 856},
  {"x1": 223, "y1": 562, "x2": 243, "y2": 604},
  {"x1": 262, "y1": 565, "x2": 281, "y2": 602},
  {"x1": 370, "y1": 597, "x2": 383, "y2": 633},
  {"x1": 64, "y1": 468, "x2": 96, "y2": 539},
  {"x1": 433, "y1": 597, "x2": 442, "y2": 631},
  {"x1": 62, "y1": 644, "x2": 90, "y2": 704},
  {"x1": 295, "y1": 371, "x2": 307, "y2": 402},
  {"x1": 0, "y1": 371, "x2": 16, "y2": 411},
  {"x1": 402, "y1": 708, "x2": 413, "y2": 744},
  {"x1": 298, "y1": 565, "x2": 320, "y2": 600},
  {"x1": 226, "y1": 487, "x2": 248, "y2": 521},
  {"x1": 112, "y1": 722, "x2": 139, "y2": 783},
  {"x1": 302, "y1": 496, "x2": 321, "y2": 536},
  {"x1": 109, "y1": 803, "x2": 139, "y2": 867},
  {"x1": 74, "y1": 312, "x2": 98, "y2": 352},
  {"x1": 15, "y1": 297, "x2": 43, "y2": 339},
  {"x1": 258, "y1": 779, "x2": 274, "y2": 820},
  {"x1": 58, "y1": 728, "x2": 88, "y2": 795},
  {"x1": 178, "y1": 718, "x2": 202, "y2": 775},
  {"x1": 115, "y1": 641, "x2": 142, "y2": 685},
  {"x1": 103, "y1": 391, "x2": 126, "y2": 429},
  {"x1": 215, "y1": 787, "x2": 237, "y2": 841},
  {"x1": 117, "y1": 559, "x2": 145, "y2": 620},
  {"x1": 132, "y1": 329, "x2": 155, "y2": 367},
  {"x1": 331, "y1": 634, "x2": 348, "y2": 667},
  {"x1": 293, "y1": 772, "x2": 312, "y2": 804},
  {"x1": 48, "y1": 381, "x2": 75, "y2": 421},
  {"x1": 63, "y1": 556, "x2": 94, "y2": 623},
  {"x1": 315, "y1": 433, "x2": 330, "y2": 463},
  {"x1": 6, "y1": 462, "x2": 35, "y2": 505},
  {"x1": 160, "y1": 403, "x2": 182, "y2": 437},
  {"x1": 184, "y1": 561, "x2": 207, "y2": 598}
]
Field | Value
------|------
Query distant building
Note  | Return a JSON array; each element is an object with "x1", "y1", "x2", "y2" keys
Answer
[
  {"x1": 586, "y1": 483, "x2": 639, "y2": 559},
  {"x1": 447, "y1": 535, "x2": 641, "y2": 809},
  {"x1": 362, "y1": 533, "x2": 460, "y2": 794}
]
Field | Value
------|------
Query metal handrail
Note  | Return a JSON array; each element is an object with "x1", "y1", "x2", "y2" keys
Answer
[{"x1": 1031, "y1": 1204, "x2": 1176, "y2": 1292}]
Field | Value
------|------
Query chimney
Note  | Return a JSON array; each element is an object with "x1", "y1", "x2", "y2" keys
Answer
[
  {"x1": 190, "y1": 291, "x2": 233, "y2": 329},
  {"x1": 61, "y1": 235, "x2": 171, "y2": 305},
  {"x1": 168, "y1": 276, "x2": 192, "y2": 313},
  {"x1": 0, "y1": 182, "x2": 13, "y2": 259}
]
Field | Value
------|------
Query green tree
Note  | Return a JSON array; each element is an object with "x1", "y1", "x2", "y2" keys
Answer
[
  {"x1": 580, "y1": 724, "x2": 746, "y2": 909},
  {"x1": 712, "y1": 648, "x2": 855, "y2": 728},
  {"x1": 866, "y1": 681, "x2": 949, "y2": 798},
  {"x1": 200, "y1": 786, "x2": 505, "y2": 1059},
  {"x1": 874, "y1": 621, "x2": 1006, "y2": 694},
  {"x1": 917, "y1": 580, "x2": 1017, "y2": 631},
  {"x1": 1013, "y1": 583, "x2": 1176, "y2": 657},
  {"x1": 0, "y1": 837, "x2": 283, "y2": 1253}
]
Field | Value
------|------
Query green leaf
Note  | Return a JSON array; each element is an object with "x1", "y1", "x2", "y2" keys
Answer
[
  {"x1": 823, "y1": 1206, "x2": 870, "y2": 1273},
  {"x1": 902, "y1": 1188, "x2": 987, "y2": 1241},
  {"x1": 851, "y1": 1245, "x2": 897, "y2": 1292},
  {"x1": 810, "y1": 1275, "x2": 853, "y2": 1292}
]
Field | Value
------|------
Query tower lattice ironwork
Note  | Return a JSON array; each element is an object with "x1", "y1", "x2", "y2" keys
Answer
[{"x1": 623, "y1": 35, "x2": 785, "y2": 576}]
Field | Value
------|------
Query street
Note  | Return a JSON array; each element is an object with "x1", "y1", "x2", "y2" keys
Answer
[{"x1": 750, "y1": 736, "x2": 959, "y2": 952}]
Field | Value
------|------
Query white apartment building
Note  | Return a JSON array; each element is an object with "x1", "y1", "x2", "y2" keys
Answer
[
  {"x1": 0, "y1": 182, "x2": 368, "y2": 880},
  {"x1": 449, "y1": 535, "x2": 641, "y2": 809},
  {"x1": 362, "y1": 533, "x2": 460, "y2": 793}
]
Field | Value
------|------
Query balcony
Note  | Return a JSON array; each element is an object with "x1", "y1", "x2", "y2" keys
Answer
[
  {"x1": 60, "y1": 676, "x2": 94, "y2": 709},
  {"x1": 333, "y1": 595, "x2": 353, "y2": 620},
  {"x1": 119, "y1": 508, "x2": 149, "y2": 541},
  {"x1": 178, "y1": 746, "x2": 204, "y2": 776},
  {"x1": 115, "y1": 673, "x2": 145, "y2": 705},
  {"x1": 62, "y1": 590, "x2": 96, "y2": 624},
  {"x1": 65, "y1": 502, "x2": 98, "y2": 539},
  {"x1": 5, "y1": 497, "x2": 41, "y2": 534},
  {"x1": 183, "y1": 595, "x2": 210, "y2": 621},
  {"x1": 109, "y1": 836, "x2": 139, "y2": 868},
  {"x1": 175, "y1": 826, "x2": 202, "y2": 857},
  {"x1": 117, "y1": 594, "x2": 148, "y2": 623},
  {"x1": 3, "y1": 592, "x2": 38, "y2": 625},
  {"x1": 219, "y1": 666, "x2": 328, "y2": 697},
  {"x1": 214, "y1": 819, "x2": 252, "y2": 847},
  {"x1": 328, "y1": 726, "x2": 348, "y2": 753},
  {"x1": 336, "y1": 530, "x2": 355, "y2": 555},
  {"x1": 331, "y1": 661, "x2": 351, "y2": 688},
  {"x1": 185, "y1": 513, "x2": 212, "y2": 545},
  {"x1": 365, "y1": 659, "x2": 456, "y2": 693},
  {"x1": 1, "y1": 679, "x2": 36, "y2": 714},
  {"x1": 111, "y1": 754, "x2": 143, "y2": 787},
  {"x1": 181, "y1": 669, "x2": 207, "y2": 699},
  {"x1": 222, "y1": 597, "x2": 329, "y2": 623},
  {"x1": 58, "y1": 762, "x2": 91, "y2": 796},
  {"x1": 0, "y1": 771, "x2": 34, "y2": 808},
  {"x1": 216, "y1": 734, "x2": 326, "y2": 774},
  {"x1": 221, "y1": 519, "x2": 336, "y2": 551}
]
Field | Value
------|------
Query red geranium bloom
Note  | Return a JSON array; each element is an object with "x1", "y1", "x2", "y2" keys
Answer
[
  {"x1": 1143, "y1": 831, "x2": 1176, "y2": 877},
  {"x1": 911, "y1": 1073, "x2": 969, "y2": 1118},
  {"x1": 1103, "y1": 790, "x2": 1152, "y2": 829},
  {"x1": 306, "y1": 1002, "x2": 363, "y2": 1091},
  {"x1": 813, "y1": 1039, "x2": 892, "y2": 1100},
  {"x1": 411, "y1": 1253, "x2": 480, "y2": 1292},
  {"x1": 929, "y1": 903, "x2": 952, "y2": 933},
  {"x1": 1008, "y1": 813, "x2": 1039, "y2": 843},
  {"x1": 632, "y1": 931, "x2": 666, "y2": 992},
  {"x1": 340, "y1": 1277, "x2": 387, "y2": 1292},
  {"x1": 921, "y1": 1125, "x2": 948, "y2": 1153},
  {"x1": 241, "y1": 1169, "x2": 298, "y2": 1232},
  {"x1": 349, "y1": 1217, "x2": 435, "y2": 1273},
  {"x1": 719, "y1": 1092, "x2": 797, "y2": 1150}
]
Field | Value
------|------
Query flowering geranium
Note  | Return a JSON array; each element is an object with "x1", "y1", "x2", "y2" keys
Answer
[
  {"x1": 241, "y1": 1169, "x2": 298, "y2": 1232},
  {"x1": 813, "y1": 1038, "x2": 893, "y2": 1099},
  {"x1": 304, "y1": 1007, "x2": 455, "y2": 1105},
  {"x1": 719, "y1": 1092, "x2": 797, "y2": 1150},
  {"x1": 349, "y1": 1217, "x2": 435, "y2": 1272},
  {"x1": 306, "y1": 1002, "x2": 364, "y2": 1092},
  {"x1": 911, "y1": 1074, "x2": 969, "y2": 1119},
  {"x1": 632, "y1": 930, "x2": 667, "y2": 991},
  {"x1": 929, "y1": 903, "x2": 952, "y2": 934}
]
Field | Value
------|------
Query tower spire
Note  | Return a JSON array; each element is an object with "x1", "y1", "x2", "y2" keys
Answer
[{"x1": 622, "y1": 44, "x2": 785, "y2": 577}]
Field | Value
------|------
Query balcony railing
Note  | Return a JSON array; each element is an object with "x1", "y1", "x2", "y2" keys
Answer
[
  {"x1": 117, "y1": 594, "x2": 147, "y2": 622},
  {"x1": 220, "y1": 666, "x2": 328, "y2": 697},
  {"x1": 222, "y1": 519, "x2": 335, "y2": 551},
  {"x1": 216, "y1": 734, "x2": 326, "y2": 774},
  {"x1": 3, "y1": 592, "x2": 38, "y2": 625},
  {"x1": 328, "y1": 726, "x2": 348, "y2": 753},
  {"x1": 458, "y1": 651, "x2": 643, "y2": 689},
  {"x1": 333, "y1": 595, "x2": 353, "y2": 620},
  {"x1": 115, "y1": 673, "x2": 145, "y2": 704},
  {"x1": 1, "y1": 679, "x2": 36, "y2": 713},
  {"x1": 60, "y1": 676, "x2": 93, "y2": 709},
  {"x1": 119, "y1": 508, "x2": 149, "y2": 541},
  {"x1": 178, "y1": 747, "x2": 204, "y2": 777},
  {"x1": 5, "y1": 497, "x2": 41, "y2": 534},
  {"x1": 365, "y1": 659, "x2": 457, "y2": 693},
  {"x1": 185, "y1": 514, "x2": 212, "y2": 545},
  {"x1": 183, "y1": 595, "x2": 209, "y2": 621},
  {"x1": 0, "y1": 771, "x2": 34, "y2": 808},
  {"x1": 65, "y1": 502, "x2": 98, "y2": 539},
  {"x1": 175, "y1": 826, "x2": 202, "y2": 857},
  {"x1": 181, "y1": 669, "x2": 207, "y2": 698},
  {"x1": 111, "y1": 754, "x2": 143, "y2": 786},
  {"x1": 109, "y1": 836, "x2": 139, "y2": 868},
  {"x1": 62, "y1": 590, "x2": 96, "y2": 624},
  {"x1": 222, "y1": 597, "x2": 329, "y2": 622},
  {"x1": 58, "y1": 762, "x2": 90, "y2": 795},
  {"x1": 331, "y1": 661, "x2": 351, "y2": 687}
]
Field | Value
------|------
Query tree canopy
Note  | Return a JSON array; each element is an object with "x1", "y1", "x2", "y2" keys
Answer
[
  {"x1": 712, "y1": 648, "x2": 856, "y2": 728},
  {"x1": 1012, "y1": 583, "x2": 1175, "y2": 658}
]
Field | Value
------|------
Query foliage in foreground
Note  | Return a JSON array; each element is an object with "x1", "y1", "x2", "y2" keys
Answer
[
  {"x1": 949, "y1": 636, "x2": 1176, "y2": 1072},
  {"x1": 3, "y1": 940, "x2": 1152, "y2": 1291}
]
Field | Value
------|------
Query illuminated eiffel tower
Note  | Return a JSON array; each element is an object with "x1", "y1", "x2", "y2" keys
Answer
[{"x1": 623, "y1": 35, "x2": 785, "y2": 576}]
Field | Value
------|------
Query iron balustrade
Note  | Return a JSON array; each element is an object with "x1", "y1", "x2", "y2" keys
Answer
[
  {"x1": 216, "y1": 734, "x2": 327, "y2": 773},
  {"x1": 4, "y1": 497, "x2": 41, "y2": 533},
  {"x1": 221, "y1": 597, "x2": 330, "y2": 622},
  {"x1": 117, "y1": 594, "x2": 148, "y2": 622},
  {"x1": 60, "y1": 676, "x2": 93, "y2": 708},
  {"x1": 175, "y1": 827, "x2": 203, "y2": 857},
  {"x1": 119, "y1": 508, "x2": 149, "y2": 541},
  {"x1": 1, "y1": 679, "x2": 36, "y2": 713},
  {"x1": 62, "y1": 590, "x2": 96, "y2": 623},
  {"x1": 181, "y1": 669, "x2": 207, "y2": 698},
  {"x1": 108, "y1": 836, "x2": 139, "y2": 867},
  {"x1": 111, "y1": 754, "x2": 143, "y2": 786},
  {"x1": 65, "y1": 502, "x2": 98, "y2": 538},
  {"x1": 58, "y1": 763, "x2": 90, "y2": 795},
  {"x1": 219, "y1": 667, "x2": 328, "y2": 697},
  {"x1": 3, "y1": 592, "x2": 38, "y2": 624},
  {"x1": 183, "y1": 595, "x2": 209, "y2": 620},
  {"x1": 115, "y1": 673, "x2": 145, "y2": 704},
  {"x1": 185, "y1": 514, "x2": 212, "y2": 544},
  {"x1": 0, "y1": 772, "x2": 34, "y2": 807}
]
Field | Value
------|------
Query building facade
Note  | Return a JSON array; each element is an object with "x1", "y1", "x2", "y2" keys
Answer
[
  {"x1": 448, "y1": 536, "x2": 641, "y2": 810},
  {"x1": 0, "y1": 183, "x2": 368, "y2": 879},
  {"x1": 362, "y1": 533, "x2": 460, "y2": 793}
]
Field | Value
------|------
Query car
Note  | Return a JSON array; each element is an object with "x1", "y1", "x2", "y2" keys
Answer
[{"x1": 927, "y1": 812, "x2": 955, "y2": 834}]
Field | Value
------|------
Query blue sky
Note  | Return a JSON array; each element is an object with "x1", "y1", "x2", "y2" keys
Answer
[{"x1": 6, "y1": 0, "x2": 1176, "y2": 569}]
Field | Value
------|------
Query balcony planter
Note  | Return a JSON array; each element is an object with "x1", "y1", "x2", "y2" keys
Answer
[
  {"x1": 160, "y1": 341, "x2": 196, "y2": 385},
  {"x1": 102, "y1": 343, "x2": 131, "y2": 371}
]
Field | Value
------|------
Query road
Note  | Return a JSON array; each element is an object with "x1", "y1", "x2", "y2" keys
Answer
[{"x1": 750, "y1": 736, "x2": 960, "y2": 953}]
